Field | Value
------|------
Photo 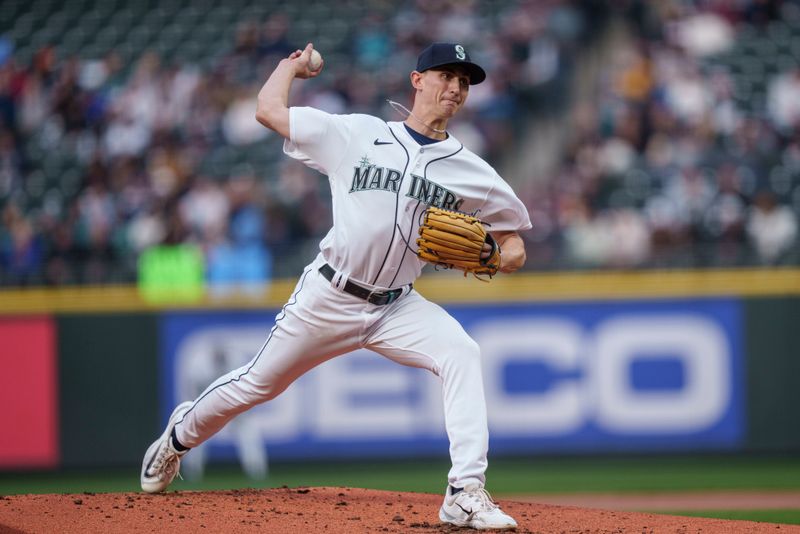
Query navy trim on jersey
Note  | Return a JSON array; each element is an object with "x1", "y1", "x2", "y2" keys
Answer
[
  {"x1": 371, "y1": 124, "x2": 411, "y2": 287},
  {"x1": 389, "y1": 198, "x2": 424, "y2": 288},
  {"x1": 424, "y1": 143, "x2": 464, "y2": 175},
  {"x1": 175, "y1": 266, "x2": 313, "y2": 427},
  {"x1": 404, "y1": 123, "x2": 446, "y2": 145},
  {"x1": 388, "y1": 139, "x2": 464, "y2": 287}
]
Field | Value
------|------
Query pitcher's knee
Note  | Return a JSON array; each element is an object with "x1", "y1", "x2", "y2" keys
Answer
[
  {"x1": 253, "y1": 381, "x2": 287, "y2": 403},
  {"x1": 237, "y1": 373, "x2": 288, "y2": 405}
]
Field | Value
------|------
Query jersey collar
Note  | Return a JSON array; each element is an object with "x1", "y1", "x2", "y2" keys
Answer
[{"x1": 388, "y1": 121, "x2": 461, "y2": 153}]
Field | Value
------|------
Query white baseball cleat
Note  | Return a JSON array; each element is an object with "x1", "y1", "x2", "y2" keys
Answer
[
  {"x1": 140, "y1": 401, "x2": 193, "y2": 493},
  {"x1": 439, "y1": 483, "x2": 518, "y2": 530}
]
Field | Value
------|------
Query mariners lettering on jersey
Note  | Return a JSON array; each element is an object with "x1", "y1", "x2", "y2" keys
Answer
[
  {"x1": 406, "y1": 174, "x2": 464, "y2": 210},
  {"x1": 350, "y1": 156, "x2": 402, "y2": 193}
]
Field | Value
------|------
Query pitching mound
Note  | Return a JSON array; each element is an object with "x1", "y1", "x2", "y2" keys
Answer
[{"x1": 1, "y1": 486, "x2": 797, "y2": 533}]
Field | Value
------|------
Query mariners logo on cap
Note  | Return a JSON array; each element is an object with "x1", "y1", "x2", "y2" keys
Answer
[{"x1": 455, "y1": 44, "x2": 466, "y2": 61}]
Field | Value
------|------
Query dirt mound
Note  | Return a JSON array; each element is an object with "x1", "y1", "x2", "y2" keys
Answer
[{"x1": 0, "y1": 486, "x2": 796, "y2": 533}]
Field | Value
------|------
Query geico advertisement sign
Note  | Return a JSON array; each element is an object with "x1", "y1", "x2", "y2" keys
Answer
[{"x1": 163, "y1": 301, "x2": 741, "y2": 454}]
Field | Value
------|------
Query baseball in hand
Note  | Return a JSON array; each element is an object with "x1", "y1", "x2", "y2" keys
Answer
[{"x1": 308, "y1": 49, "x2": 323, "y2": 71}]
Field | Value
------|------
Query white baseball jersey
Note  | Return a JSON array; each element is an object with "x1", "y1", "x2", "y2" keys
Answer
[{"x1": 284, "y1": 106, "x2": 532, "y2": 288}]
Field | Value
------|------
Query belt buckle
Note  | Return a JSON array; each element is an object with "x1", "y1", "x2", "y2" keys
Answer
[
  {"x1": 367, "y1": 287, "x2": 399, "y2": 305},
  {"x1": 367, "y1": 288, "x2": 385, "y2": 305}
]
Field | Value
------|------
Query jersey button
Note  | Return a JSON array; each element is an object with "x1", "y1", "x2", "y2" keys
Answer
[{"x1": 420, "y1": 148, "x2": 425, "y2": 153}]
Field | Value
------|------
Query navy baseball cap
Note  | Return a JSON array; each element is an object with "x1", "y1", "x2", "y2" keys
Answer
[{"x1": 416, "y1": 42, "x2": 486, "y2": 85}]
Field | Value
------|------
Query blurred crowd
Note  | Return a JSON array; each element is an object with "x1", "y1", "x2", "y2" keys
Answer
[
  {"x1": 0, "y1": 0, "x2": 595, "y2": 286},
  {"x1": 519, "y1": 0, "x2": 800, "y2": 269},
  {"x1": 0, "y1": 0, "x2": 798, "y2": 288}
]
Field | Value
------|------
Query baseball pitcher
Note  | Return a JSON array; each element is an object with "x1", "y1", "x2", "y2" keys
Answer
[{"x1": 141, "y1": 41, "x2": 532, "y2": 530}]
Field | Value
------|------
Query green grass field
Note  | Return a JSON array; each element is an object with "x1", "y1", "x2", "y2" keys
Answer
[
  {"x1": 2, "y1": 455, "x2": 799, "y2": 524},
  {"x1": 657, "y1": 509, "x2": 800, "y2": 525}
]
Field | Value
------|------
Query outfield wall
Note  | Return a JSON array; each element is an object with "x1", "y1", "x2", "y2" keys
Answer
[{"x1": 0, "y1": 268, "x2": 798, "y2": 469}]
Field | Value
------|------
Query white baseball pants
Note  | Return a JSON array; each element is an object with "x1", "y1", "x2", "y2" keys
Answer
[{"x1": 173, "y1": 256, "x2": 489, "y2": 489}]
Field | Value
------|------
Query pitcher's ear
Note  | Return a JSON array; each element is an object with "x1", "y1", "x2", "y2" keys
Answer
[{"x1": 410, "y1": 70, "x2": 424, "y2": 90}]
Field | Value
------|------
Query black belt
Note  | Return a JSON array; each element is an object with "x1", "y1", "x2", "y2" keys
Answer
[{"x1": 319, "y1": 263, "x2": 409, "y2": 306}]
